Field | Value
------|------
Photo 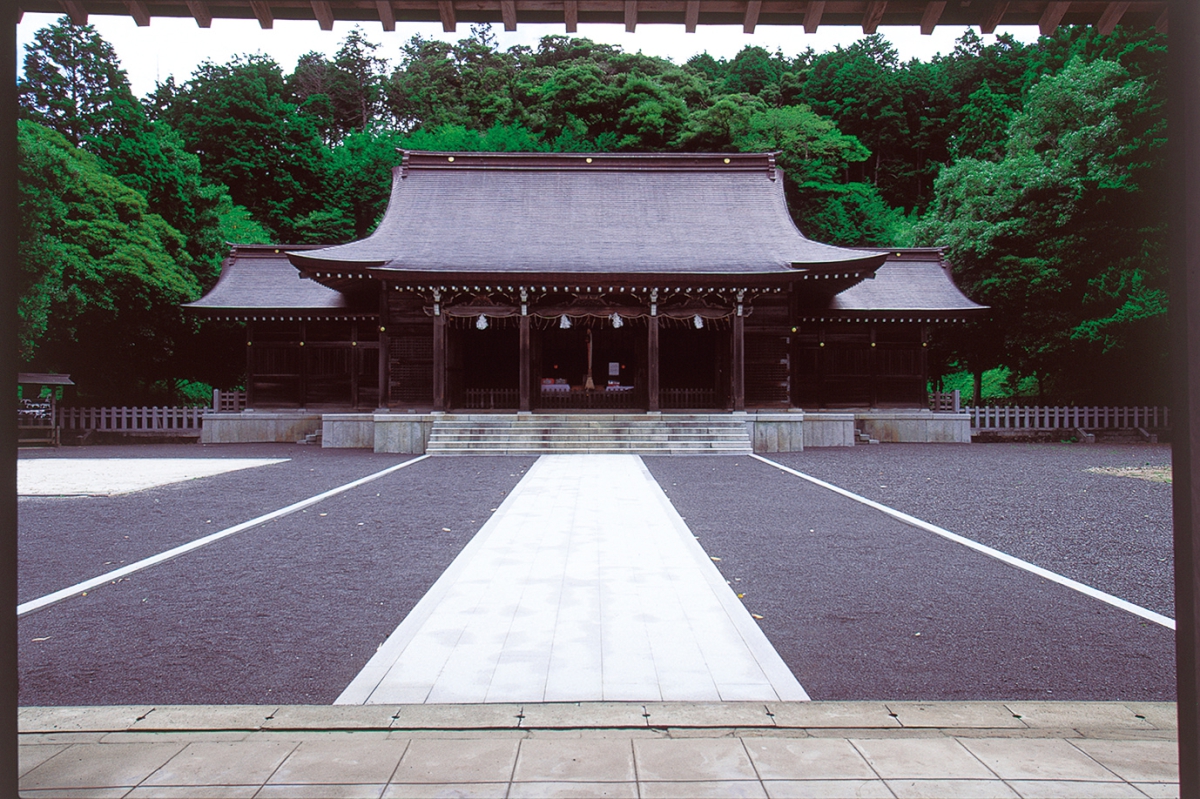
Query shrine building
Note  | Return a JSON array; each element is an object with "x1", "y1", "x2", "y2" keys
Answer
[{"x1": 188, "y1": 151, "x2": 984, "y2": 452}]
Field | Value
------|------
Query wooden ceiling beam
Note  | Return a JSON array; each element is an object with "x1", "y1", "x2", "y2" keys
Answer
[
  {"x1": 980, "y1": 0, "x2": 1007, "y2": 34},
  {"x1": 126, "y1": 0, "x2": 150, "y2": 25},
  {"x1": 862, "y1": 0, "x2": 885, "y2": 34},
  {"x1": 1039, "y1": 1, "x2": 1069, "y2": 35},
  {"x1": 684, "y1": 0, "x2": 699, "y2": 32},
  {"x1": 376, "y1": 0, "x2": 395, "y2": 30},
  {"x1": 60, "y1": 0, "x2": 88, "y2": 24},
  {"x1": 249, "y1": 0, "x2": 273, "y2": 27},
  {"x1": 919, "y1": 1, "x2": 944, "y2": 34},
  {"x1": 186, "y1": 0, "x2": 212, "y2": 26},
  {"x1": 803, "y1": 0, "x2": 823, "y2": 33},
  {"x1": 1096, "y1": 1, "x2": 1130, "y2": 35},
  {"x1": 564, "y1": 0, "x2": 577, "y2": 31},
  {"x1": 743, "y1": 0, "x2": 760, "y2": 33},
  {"x1": 624, "y1": 0, "x2": 637, "y2": 32},
  {"x1": 438, "y1": 0, "x2": 455, "y2": 31},
  {"x1": 312, "y1": 0, "x2": 334, "y2": 29},
  {"x1": 501, "y1": 0, "x2": 516, "y2": 30}
]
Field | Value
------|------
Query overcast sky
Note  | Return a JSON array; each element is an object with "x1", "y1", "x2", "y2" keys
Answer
[{"x1": 18, "y1": 11, "x2": 1043, "y2": 99}]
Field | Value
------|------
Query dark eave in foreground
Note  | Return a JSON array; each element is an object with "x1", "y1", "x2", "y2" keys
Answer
[{"x1": 19, "y1": 0, "x2": 1169, "y2": 37}]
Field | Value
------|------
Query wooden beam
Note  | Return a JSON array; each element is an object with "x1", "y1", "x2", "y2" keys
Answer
[
  {"x1": 1156, "y1": 6, "x2": 1168, "y2": 34},
  {"x1": 126, "y1": 0, "x2": 150, "y2": 25},
  {"x1": 1097, "y1": 1, "x2": 1130, "y2": 36},
  {"x1": 647, "y1": 315, "x2": 659, "y2": 412},
  {"x1": 501, "y1": 0, "x2": 516, "y2": 30},
  {"x1": 438, "y1": 0, "x2": 456, "y2": 31},
  {"x1": 684, "y1": 0, "x2": 699, "y2": 32},
  {"x1": 249, "y1": 0, "x2": 273, "y2": 28},
  {"x1": 312, "y1": 0, "x2": 334, "y2": 29},
  {"x1": 519, "y1": 314, "x2": 530, "y2": 413},
  {"x1": 862, "y1": 1, "x2": 886, "y2": 34},
  {"x1": 563, "y1": 0, "x2": 577, "y2": 30},
  {"x1": 186, "y1": 0, "x2": 212, "y2": 27},
  {"x1": 1038, "y1": 1, "x2": 1069, "y2": 35},
  {"x1": 803, "y1": 0, "x2": 823, "y2": 33},
  {"x1": 59, "y1": 0, "x2": 87, "y2": 24},
  {"x1": 919, "y1": 1, "x2": 944, "y2": 34},
  {"x1": 980, "y1": 0, "x2": 1007, "y2": 34},
  {"x1": 376, "y1": 0, "x2": 395, "y2": 30},
  {"x1": 624, "y1": 0, "x2": 637, "y2": 32},
  {"x1": 743, "y1": 0, "x2": 761, "y2": 33}
]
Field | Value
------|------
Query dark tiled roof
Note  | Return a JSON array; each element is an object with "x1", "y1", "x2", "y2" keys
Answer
[
  {"x1": 830, "y1": 249, "x2": 985, "y2": 313},
  {"x1": 290, "y1": 152, "x2": 885, "y2": 277},
  {"x1": 186, "y1": 244, "x2": 351, "y2": 312}
]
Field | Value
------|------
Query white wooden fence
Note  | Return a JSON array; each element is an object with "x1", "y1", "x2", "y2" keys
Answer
[
  {"x1": 57, "y1": 406, "x2": 208, "y2": 431},
  {"x1": 967, "y1": 405, "x2": 1169, "y2": 431}
]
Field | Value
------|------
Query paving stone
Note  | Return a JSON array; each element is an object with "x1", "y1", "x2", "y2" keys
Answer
[
  {"x1": 138, "y1": 740, "x2": 296, "y2": 786},
  {"x1": 638, "y1": 780, "x2": 768, "y2": 798},
  {"x1": 850, "y1": 738, "x2": 995, "y2": 780},
  {"x1": 1122, "y1": 702, "x2": 1178, "y2": 730},
  {"x1": 100, "y1": 731, "x2": 250, "y2": 743},
  {"x1": 19, "y1": 706, "x2": 153, "y2": 733},
  {"x1": 645, "y1": 702, "x2": 773, "y2": 728},
  {"x1": 382, "y1": 784, "x2": 509, "y2": 798},
  {"x1": 391, "y1": 738, "x2": 519, "y2": 783},
  {"x1": 267, "y1": 738, "x2": 409, "y2": 784},
  {"x1": 1003, "y1": 703, "x2": 1155, "y2": 730},
  {"x1": 1068, "y1": 739, "x2": 1178, "y2": 782},
  {"x1": 887, "y1": 779, "x2": 1020, "y2": 798},
  {"x1": 512, "y1": 738, "x2": 636, "y2": 782},
  {"x1": 390, "y1": 704, "x2": 524, "y2": 729},
  {"x1": 1132, "y1": 782, "x2": 1181, "y2": 798},
  {"x1": 125, "y1": 787, "x2": 261, "y2": 798},
  {"x1": 958, "y1": 738, "x2": 1122, "y2": 781},
  {"x1": 18, "y1": 744, "x2": 68, "y2": 778},
  {"x1": 520, "y1": 702, "x2": 649, "y2": 728},
  {"x1": 886, "y1": 702, "x2": 1026, "y2": 729},
  {"x1": 761, "y1": 780, "x2": 893, "y2": 799},
  {"x1": 1002, "y1": 781, "x2": 1145, "y2": 798},
  {"x1": 265, "y1": 705, "x2": 401, "y2": 729},
  {"x1": 507, "y1": 781, "x2": 639, "y2": 798},
  {"x1": 130, "y1": 705, "x2": 277, "y2": 731},
  {"x1": 19, "y1": 742, "x2": 186, "y2": 790},
  {"x1": 633, "y1": 738, "x2": 759, "y2": 782},
  {"x1": 744, "y1": 738, "x2": 875, "y2": 780},
  {"x1": 20, "y1": 789, "x2": 132, "y2": 798},
  {"x1": 769, "y1": 703, "x2": 898, "y2": 729},
  {"x1": 256, "y1": 785, "x2": 388, "y2": 798}
]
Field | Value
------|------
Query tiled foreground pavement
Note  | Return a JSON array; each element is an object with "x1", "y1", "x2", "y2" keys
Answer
[{"x1": 19, "y1": 701, "x2": 1178, "y2": 798}]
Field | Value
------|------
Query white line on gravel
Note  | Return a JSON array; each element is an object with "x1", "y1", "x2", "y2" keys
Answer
[
  {"x1": 18, "y1": 454, "x2": 431, "y2": 617},
  {"x1": 752, "y1": 454, "x2": 1176, "y2": 631}
]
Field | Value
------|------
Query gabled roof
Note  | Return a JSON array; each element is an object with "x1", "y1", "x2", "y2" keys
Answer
[
  {"x1": 814, "y1": 248, "x2": 986, "y2": 320},
  {"x1": 185, "y1": 244, "x2": 358, "y2": 317},
  {"x1": 289, "y1": 151, "x2": 886, "y2": 283}
]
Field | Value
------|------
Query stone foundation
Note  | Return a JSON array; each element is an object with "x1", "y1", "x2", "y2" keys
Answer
[
  {"x1": 200, "y1": 411, "x2": 322, "y2": 444},
  {"x1": 855, "y1": 409, "x2": 972, "y2": 444}
]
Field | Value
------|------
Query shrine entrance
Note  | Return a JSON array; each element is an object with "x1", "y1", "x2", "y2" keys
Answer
[
  {"x1": 447, "y1": 324, "x2": 520, "y2": 410},
  {"x1": 533, "y1": 321, "x2": 644, "y2": 411},
  {"x1": 659, "y1": 326, "x2": 728, "y2": 410}
]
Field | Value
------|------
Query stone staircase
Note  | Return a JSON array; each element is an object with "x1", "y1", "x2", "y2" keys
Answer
[{"x1": 426, "y1": 413, "x2": 753, "y2": 455}]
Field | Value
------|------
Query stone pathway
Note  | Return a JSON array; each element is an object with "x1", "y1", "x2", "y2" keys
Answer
[{"x1": 338, "y1": 454, "x2": 807, "y2": 704}]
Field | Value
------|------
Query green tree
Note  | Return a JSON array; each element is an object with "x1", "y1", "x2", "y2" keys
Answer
[{"x1": 18, "y1": 120, "x2": 203, "y2": 402}]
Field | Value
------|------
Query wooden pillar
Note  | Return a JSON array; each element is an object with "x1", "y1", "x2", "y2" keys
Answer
[
  {"x1": 298, "y1": 320, "x2": 308, "y2": 409},
  {"x1": 648, "y1": 313, "x2": 660, "y2": 412},
  {"x1": 920, "y1": 323, "x2": 930, "y2": 406},
  {"x1": 433, "y1": 304, "x2": 446, "y2": 412},
  {"x1": 869, "y1": 324, "x2": 878, "y2": 408},
  {"x1": 245, "y1": 321, "x2": 255, "y2": 408},
  {"x1": 733, "y1": 290, "x2": 745, "y2": 411},
  {"x1": 378, "y1": 288, "x2": 390, "y2": 410},
  {"x1": 1170, "y1": 4, "x2": 1200, "y2": 791},
  {"x1": 519, "y1": 291, "x2": 531, "y2": 412}
]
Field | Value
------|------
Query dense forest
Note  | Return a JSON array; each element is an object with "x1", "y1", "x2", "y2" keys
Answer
[{"x1": 17, "y1": 17, "x2": 1167, "y2": 406}]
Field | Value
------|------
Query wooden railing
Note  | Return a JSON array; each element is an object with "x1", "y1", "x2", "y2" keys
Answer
[
  {"x1": 213, "y1": 389, "x2": 247, "y2": 412},
  {"x1": 928, "y1": 390, "x2": 961, "y2": 413},
  {"x1": 58, "y1": 406, "x2": 208, "y2": 431},
  {"x1": 660, "y1": 388, "x2": 717, "y2": 409},
  {"x1": 462, "y1": 388, "x2": 519, "y2": 410},
  {"x1": 967, "y1": 405, "x2": 1169, "y2": 431}
]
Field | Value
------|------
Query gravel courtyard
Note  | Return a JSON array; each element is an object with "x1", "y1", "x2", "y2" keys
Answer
[{"x1": 18, "y1": 441, "x2": 1175, "y2": 705}]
